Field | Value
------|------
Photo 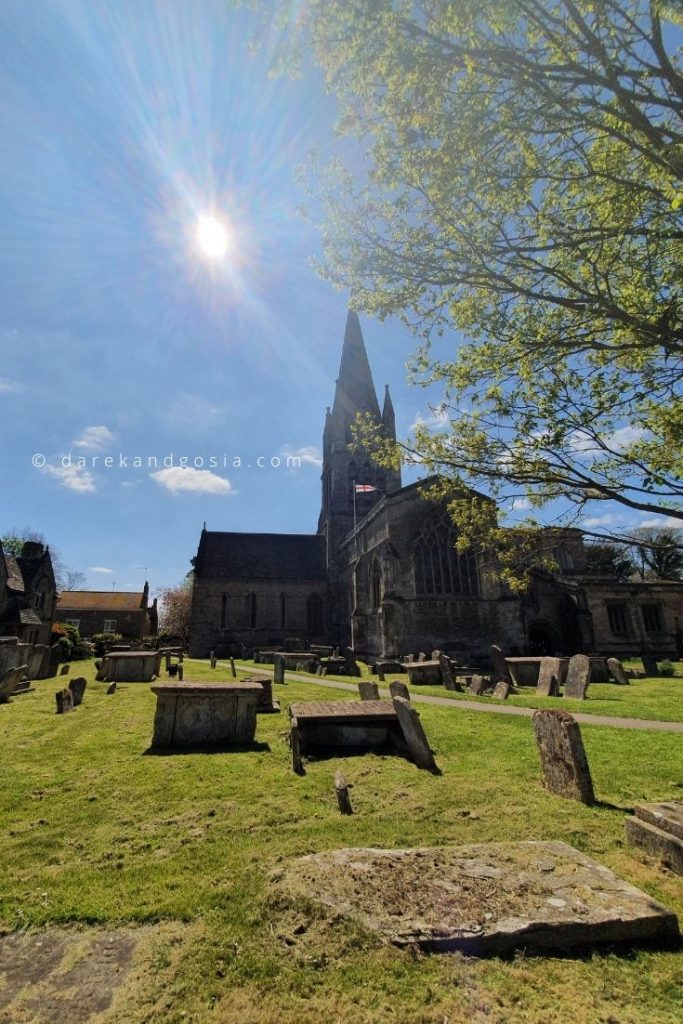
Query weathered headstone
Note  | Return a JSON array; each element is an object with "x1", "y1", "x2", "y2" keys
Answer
[
  {"x1": 625, "y1": 801, "x2": 683, "y2": 875},
  {"x1": 417, "y1": 652, "x2": 427, "y2": 662},
  {"x1": 177, "y1": 664, "x2": 184, "y2": 681},
  {"x1": 431, "y1": 650, "x2": 442, "y2": 662},
  {"x1": 564, "y1": 654, "x2": 591, "y2": 700},
  {"x1": 607, "y1": 657, "x2": 630, "y2": 686},
  {"x1": 210, "y1": 651, "x2": 216, "y2": 669},
  {"x1": 68, "y1": 677, "x2": 87, "y2": 706},
  {"x1": 229, "y1": 657, "x2": 237, "y2": 678},
  {"x1": 532, "y1": 709, "x2": 595, "y2": 804},
  {"x1": 377, "y1": 667, "x2": 385, "y2": 682},
  {"x1": 343, "y1": 648, "x2": 361, "y2": 677},
  {"x1": 389, "y1": 680, "x2": 410, "y2": 701},
  {"x1": 537, "y1": 657, "x2": 561, "y2": 697},
  {"x1": 358, "y1": 680, "x2": 380, "y2": 701},
  {"x1": 641, "y1": 653, "x2": 659, "y2": 677},
  {"x1": 106, "y1": 681, "x2": 117, "y2": 695},
  {"x1": 439, "y1": 652, "x2": 457, "y2": 692},
  {"x1": 392, "y1": 697, "x2": 438, "y2": 772},
  {"x1": 59, "y1": 664, "x2": 70, "y2": 677},
  {"x1": 0, "y1": 665, "x2": 28, "y2": 703},
  {"x1": 55, "y1": 688, "x2": 74, "y2": 714},
  {"x1": 469, "y1": 675, "x2": 487, "y2": 695},
  {"x1": 493, "y1": 680, "x2": 511, "y2": 700},
  {"x1": 489, "y1": 644, "x2": 511, "y2": 683},
  {"x1": 274, "y1": 656, "x2": 285, "y2": 685},
  {"x1": 334, "y1": 771, "x2": 353, "y2": 815}
]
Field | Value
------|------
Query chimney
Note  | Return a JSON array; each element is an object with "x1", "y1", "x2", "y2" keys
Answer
[{"x1": 20, "y1": 541, "x2": 45, "y2": 559}]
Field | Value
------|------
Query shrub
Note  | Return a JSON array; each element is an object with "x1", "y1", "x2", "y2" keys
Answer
[
  {"x1": 91, "y1": 632, "x2": 124, "y2": 657},
  {"x1": 71, "y1": 639, "x2": 94, "y2": 660},
  {"x1": 658, "y1": 659, "x2": 676, "y2": 677}
]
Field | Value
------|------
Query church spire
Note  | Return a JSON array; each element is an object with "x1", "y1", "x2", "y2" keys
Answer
[
  {"x1": 331, "y1": 310, "x2": 381, "y2": 425},
  {"x1": 382, "y1": 384, "x2": 396, "y2": 441}
]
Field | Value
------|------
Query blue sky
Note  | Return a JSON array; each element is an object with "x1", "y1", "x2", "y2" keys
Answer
[{"x1": 0, "y1": 0, "x2": 439, "y2": 594}]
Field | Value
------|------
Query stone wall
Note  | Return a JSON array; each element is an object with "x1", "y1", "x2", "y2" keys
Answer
[{"x1": 581, "y1": 579, "x2": 683, "y2": 658}]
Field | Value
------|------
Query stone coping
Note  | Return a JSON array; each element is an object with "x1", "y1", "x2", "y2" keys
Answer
[
  {"x1": 104, "y1": 651, "x2": 158, "y2": 659},
  {"x1": 290, "y1": 700, "x2": 397, "y2": 723},
  {"x1": 151, "y1": 682, "x2": 264, "y2": 696}
]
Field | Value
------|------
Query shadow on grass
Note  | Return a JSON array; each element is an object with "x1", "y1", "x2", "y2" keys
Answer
[{"x1": 142, "y1": 740, "x2": 271, "y2": 756}]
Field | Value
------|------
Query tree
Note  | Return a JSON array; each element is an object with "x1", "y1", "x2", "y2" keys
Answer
[
  {"x1": 61, "y1": 569, "x2": 86, "y2": 590},
  {"x1": 158, "y1": 578, "x2": 193, "y2": 643},
  {"x1": 631, "y1": 526, "x2": 683, "y2": 579},
  {"x1": 1, "y1": 527, "x2": 85, "y2": 590},
  {"x1": 272, "y1": 0, "x2": 683, "y2": 534},
  {"x1": 584, "y1": 542, "x2": 636, "y2": 579}
]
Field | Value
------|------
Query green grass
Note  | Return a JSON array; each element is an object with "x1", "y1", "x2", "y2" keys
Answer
[
  {"x1": 0, "y1": 658, "x2": 682, "y2": 1023},
  {"x1": 236, "y1": 658, "x2": 683, "y2": 723}
]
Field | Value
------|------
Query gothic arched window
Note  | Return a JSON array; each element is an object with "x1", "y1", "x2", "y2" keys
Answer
[
  {"x1": 280, "y1": 593, "x2": 287, "y2": 629},
  {"x1": 307, "y1": 593, "x2": 324, "y2": 634},
  {"x1": 370, "y1": 559, "x2": 382, "y2": 610},
  {"x1": 245, "y1": 592, "x2": 257, "y2": 629},
  {"x1": 413, "y1": 514, "x2": 479, "y2": 596}
]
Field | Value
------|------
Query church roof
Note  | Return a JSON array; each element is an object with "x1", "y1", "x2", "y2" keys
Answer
[
  {"x1": 195, "y1": 531, "x2": 327, "y2": 581},
  {"x1": 331, "y1": 310, "x2": 381, "y2": 424}
]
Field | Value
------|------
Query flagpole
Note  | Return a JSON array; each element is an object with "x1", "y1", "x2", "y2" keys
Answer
[{"x1": 353, "y1": 478, "x2": 357, "y2": 535}]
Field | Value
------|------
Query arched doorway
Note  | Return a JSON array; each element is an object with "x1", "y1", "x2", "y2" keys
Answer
[{"x1": 527, "y1": 621, "x2": 560, "y2": 655}]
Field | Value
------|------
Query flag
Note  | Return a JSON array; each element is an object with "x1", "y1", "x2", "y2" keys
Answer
[{"x1": 354, "y1": 484, "x2": 377, "y2": 493}]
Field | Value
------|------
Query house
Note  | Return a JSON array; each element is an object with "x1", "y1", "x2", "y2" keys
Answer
[
  {"x1": 55, "y1": 583, "x2": 158, "y2": 640},
  {"x1": 0, "y1": 540, "x2": 57, "y2": 645}
]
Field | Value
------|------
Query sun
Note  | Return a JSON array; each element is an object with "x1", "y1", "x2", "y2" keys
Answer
[{"x1": 196, "y1": 214, "x2": 232, "y2": 260}]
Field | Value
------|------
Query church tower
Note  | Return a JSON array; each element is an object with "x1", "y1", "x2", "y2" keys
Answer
[{"x1": 318, "y1": 310, "x2": 402, "y2": 557}]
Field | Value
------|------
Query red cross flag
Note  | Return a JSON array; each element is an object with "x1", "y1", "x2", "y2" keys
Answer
[{"x1": 354, "y1": 484, "x2": 377, "y2": 493}]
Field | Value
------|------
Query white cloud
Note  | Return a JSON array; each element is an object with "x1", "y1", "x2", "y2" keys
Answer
[
  {"x1": 150, "y1": 466, "x2": 232, "y2": 495},
  {"x1": 42, "y1": 464, "x2": 96, "y2": 493},
  {"x1": 73, "y1": 425, "x2": 116, "y2": 451},
  {"x1": 281, "y1": 445, "x2": 323, "y2": 469},
  {"x1": 606, "y1": 424, "x2": 644, "y2": 451},
  {"x1": 583, "y1": 513, "x2": 618, "y2": 528},
  {"x1": 88, "y1": 566, "x2": 114, "y2": 574},
  {"x1": 636, "y1": 515, "x2": 683, "y2": 529},
  {"x1": 511, "y1": 497, "x2": 531, "y2": 511},
  {"x1": 0, "y1": 376, "x2": 20, "y2": 393},
  {"x1": 410, "y1": 406, "x2": 449, "y2": 432}
]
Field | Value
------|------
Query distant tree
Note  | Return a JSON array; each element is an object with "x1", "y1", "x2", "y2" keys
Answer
[
  {"x1": 631, "y1": 527, "x2": 683, "y2": 580},
  {"x1": 1, "y1": 527, "x2": 84, "y2": 590},
  {"x1": 61, "y1": 568, "x2": 86, "y2": 590},
  {"x1": 158, "y1": 577, "x2": 193, "y2": 643},
  {"x1": 583, "y1": 543, "x2": 636, "y2": 579},
  {"x1": 1, "y1": 527, "x2": 45, "y2": 557}
]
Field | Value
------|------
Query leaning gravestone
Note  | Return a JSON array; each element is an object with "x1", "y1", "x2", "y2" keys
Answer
[
  {"x1": 389, "y1": 680, "x2": 410, "y2": 701},
  {"x1": 489, "y1": 644, "x2": 511, "y2": 683},
  {"x1": 532, "y1": 709, "x2": 595, "y2": 804},
  {"x1": 392, "y1": 696, "x2": 438, "y2": 772},
  {"x1": 469, "y1": 675, "x2": 487, "y2": 695},
  {"x1": 537, "y1": 657, "x2": 561, "y2": 697},
  {"x1": 439, "y1": 652, "x2": 461, "y2": 692},
  {"x1": 607, "y1": 657, "x2": 630, "y2": 686},
  {"x1": 68, "y1": 677, "x2": 87, "y2": 706},
  {"x1": 564, "y1": 654, "x2": 591, "y2": 700},
  {"x1": 642, "y1": 654, "x2": 659, "y2": 677},
  {"x1": 493, "y1": 680, "x2": 511, "y2": 700},
  {"x1": 106, "y1": 681, "x2": 117, "y2": 695},
  {"x1": 59, "y1": 664, "x2": 70, "y2": 677},
  {"x1": 358, "y1": 680, "x2": 380, "y2": 701},
  {"x1": 55, "y1": 688, "x2": 74, "y2": 714},
  {"x1": 0, "y1": 665, "x2": 28, "y2": 703}
]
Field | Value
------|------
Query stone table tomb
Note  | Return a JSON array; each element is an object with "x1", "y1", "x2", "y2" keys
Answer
[{"x1": 150, "y1": 681, "x2": 264, "y2": 748}]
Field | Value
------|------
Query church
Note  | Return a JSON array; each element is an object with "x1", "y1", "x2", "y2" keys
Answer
[{"x1": 189, "y1": 312, "x2": 683, "y2": 662}]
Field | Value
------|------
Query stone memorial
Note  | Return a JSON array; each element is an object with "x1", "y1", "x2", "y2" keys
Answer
[
  {"x1": 229, "y1": 657, "x2": 237, "y2": 678},
  {"x1": 564, "y1": 654, "x2": 591, "y2": 700},
  {"x1": 100, "y1": 652, "x2": 158, "y2": 683},
  {"x1": 0, "y1": 665, "x2": 28, "y2": 703},
  {"x1": 392, "y1": 696, "x2": 438, "y2": 772},
  {"x1": 55, "y1": 688, "x2": 74, "y2": 714},
  {"x1": 642, "y1": 653, "x2": 659, "y2": 677},
  {"x1": 536, "y1": 657, "x2": 561, "y2": 697},
  {"x1": 358, "y1": 680, "x2": 380, "y2": 701},
  {"x1": 438, "y1": 652, "x2": 459, "y2": 692},
  {"x1": 417, "y1": 652, "x2": 426, "y2": 662},
  {"x1": 533, "y1": 709, "x2": 595, "y2": 804},
  {"x1": 150, "y1": 681, "x2": 264, "y2": 748},
  {"x1": 106, "y1": 681, "x2": 117, "y2": 695},
  {"x1": 405, "y1": 660, "x2": 443, "y2": 685},
  {"x1": 59, "y1": 664, "x2": 70, "y2": 677},
  {"x1": 274, "y1": 656, "x2": 285, "y2": 685},
  {"x1": 469, "y1": 675, "x2": 487, "y2": 695},
  {"x1": 68, "y1": 677, "x2": 87, "y2": 706},
  {"x1": 607, "y1": 657, "x2": 630, "y2": 686},
  {"x1": 334, "y1": 771, "x2": 353, "y2": 815},
  {"x1": 492, "y1": 680, "x2": 511, "y2": 699},
  {"x1": 625, "y1": 801, "x2": 683, "y2": 875},
  {"x1": 389, "y1": 680, "x2": 410, "y2": 701},
  {"x1": 275, "y1": 841, "x2": 679, "y2": 954},
  {"x1": 489, "y1": 644, "x2": 511, "y2": 683}
]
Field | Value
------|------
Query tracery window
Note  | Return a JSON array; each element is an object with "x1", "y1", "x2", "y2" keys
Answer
[{"x1": 413, "y1": 514, "x2": 479, "y2": 596}]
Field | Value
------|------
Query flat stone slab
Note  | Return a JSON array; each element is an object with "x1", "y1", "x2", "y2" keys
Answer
[
  {"x1": 289, "y1": 700, "x2": 397, "y2": 723},
  {"x1": 635, "y1": 801, "x2": 683, "y2": 841},
  {"x1": 274, "y1": 841, "x2": 678, "y2": 955},
  {"x1": 626, "y1": 801, "x2": 683, "y2": 875}
]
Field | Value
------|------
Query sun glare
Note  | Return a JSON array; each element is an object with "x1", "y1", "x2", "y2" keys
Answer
[{"x1": 196, "y1": 214, "x2": 232, "y2": 260}]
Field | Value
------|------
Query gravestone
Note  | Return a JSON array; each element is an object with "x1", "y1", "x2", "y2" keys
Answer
[
  {"x1": 391, "y1": 697, "x2": 438, "y2": 772},
  {"x1": 106, "y1": 681, "x2": 117, "y2": 695},
  {"x1": 334, "y1": 771, "x2": 353, "y2": 815},
  {"x1": 230, "y1": 657, "x2": 237, "y2": 678},
  {"x1": 55, "y1": 688, "x2": 74, "y2": 714},
  {"x1": 439, "y1": 652, "x2": 458, "y2": 692},
  {"x1": 469, "y1": 675, "x2": 487, "y2": 695},
  {"x1": 27, "y1": 644, "x2": 45, "y2": 680},
  {"x1": 68, "y1": 677, "x2": 87, "y2": 706},
  {"x1": 489, "y1": 645, "x2": 511, "y2": 683},
  {"x1": 59, "y1": 664, "x2": 70, "y2": 677},
  {"x1": 417, "y1": 652, "x2": 426, "y2": 662},
  {"x1": 641, "y1": 654, "x2": 659, "y2": 677},
  {"x1": 389, "y1": 680, "x2": 410, "y2": 701},
  {"x1": 210, "y1": 651, "x2": 217, "y2": 669},
  {"x1": 377, "y1": 667, "x2": 385, "y2": 682},
  {"x1": 405, "y1": 654, "x2": 414, "y2": 663},
  {"x1": 564, "y1": 654, "x2": 591, "y2": 700},
  {"x1": 607, "y1": 657, "x2": 630, "y2": 686},
  {"x1": 177, "y1": 664, "x2": 184, "y2": 681},
  {"x1": 625, "y1": 802, "x2": 683, "y2": 875},
  {"x1": 359, "y1": 680, "x2": 380, "y2": 701},
  {"x1": 532, "y1": 709, "x2": 595, "y2": 804},
  {"x1": 493, "y1": 680, "x2": 511, "y2": 700},
  {"x1": 0, "y1": 665, "x2": 28, "y2": 703},
  {"x1": 431, "y1": 650, "x2": 442, "y2": 661},
  {"x1": 274, "y1": 656, "x2": 285, "y2": 685},
  {"x1": 537, "y1": 657, "x2": 561, "y2": 697}
]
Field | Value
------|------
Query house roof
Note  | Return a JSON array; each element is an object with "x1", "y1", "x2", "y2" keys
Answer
[
  {"x1": 57, "y1": 591, "x2": 145, "y2": 611},
  {"x1": 194, "y1": 531, "x2": 327, "y2": 581},
  {"x1": 3, "y1": 553, "x2": 25, "y2": 593}
]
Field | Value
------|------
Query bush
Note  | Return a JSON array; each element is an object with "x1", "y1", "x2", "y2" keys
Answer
[
  {"x1": 90, "y1": 632, "x2": 124, "y2": 657},
  {"x1": 71, "y1": 639, "x2": 94, "y2": 660},
  {"x1": 658, "y1": 659, "x2": 676, "y2": 677},
  {"x1": 56, "y1": 635, "x2": 72, "y2": 660}
]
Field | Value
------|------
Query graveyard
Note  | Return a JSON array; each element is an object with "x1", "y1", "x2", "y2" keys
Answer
[{"x1": 0, "y1": 655, "x2": 681, "y2": 1023}]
